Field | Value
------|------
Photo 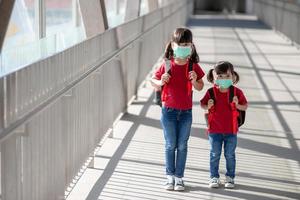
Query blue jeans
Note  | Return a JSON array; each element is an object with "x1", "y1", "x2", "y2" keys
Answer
[
  {"x1": 160, "y1": 106, "x2": 192, "y2": 178},
  {"x1": 208, "y1": 133, "x2": 237, "y2": 178}
]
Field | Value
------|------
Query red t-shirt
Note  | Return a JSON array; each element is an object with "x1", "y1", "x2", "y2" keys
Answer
[
  {"x1": 200, "y1": 86, "x2": 247, "y2": 134},
  {"x1": 154, "y1": 60, "x2": 205, "y2": 110}
]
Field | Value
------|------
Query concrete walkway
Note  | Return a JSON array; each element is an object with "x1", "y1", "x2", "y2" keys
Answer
[{"x1": 67, "y1": 14, "x2": 300, "y2": 200}]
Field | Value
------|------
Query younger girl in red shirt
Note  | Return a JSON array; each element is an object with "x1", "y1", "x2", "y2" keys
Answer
[{"x1": 200, "y1": 61, "x2": 248, "y2": 189}]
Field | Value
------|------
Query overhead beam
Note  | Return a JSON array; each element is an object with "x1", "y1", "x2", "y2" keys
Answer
[{"x1": 0, "y1": 0, "x2": 16, "y2": 52}]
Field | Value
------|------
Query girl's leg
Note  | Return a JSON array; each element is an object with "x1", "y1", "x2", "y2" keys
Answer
[
  {"x1": 208, "y1": 133, "x2": 223, "y2": 178},
  {"x1": 174, "y1": 109, "x2": 192, "y2": 178},
  {"x1": 161, "y1": 107, "x2": 178, "y2": 176},
  {"x1": 224, "y1": 134, "x2": 237, "y2": 178}
]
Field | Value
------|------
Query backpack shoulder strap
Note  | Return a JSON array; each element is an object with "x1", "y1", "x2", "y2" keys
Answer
[
  {"x1": 164, "y1": 59, "x2": 171, "y2": 75},
  {"x1": 229, "y1": 85, "x2": 235, "y2": 102},
  {"x1": 208, "y1": 87, "x2": 215, "y2": 102},
  {"x1": 188, "y1": 60, "x2": 193, "y2": 72}
]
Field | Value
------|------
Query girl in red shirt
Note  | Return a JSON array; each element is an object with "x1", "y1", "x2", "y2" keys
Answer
[
  {"x1": 151, "y1": 28, "x2": 205, "y2": 191},
  {"x1": 200, "y1": 61, "x2": 248, "y2": 189}
]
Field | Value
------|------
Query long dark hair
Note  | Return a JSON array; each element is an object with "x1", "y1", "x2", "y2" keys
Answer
[
  {"x1": 164, "y1": 27, "x2": 199, "y2": 63},
  {"x1": 207, "y1": 61, "x2": 240, "y2": 84}
]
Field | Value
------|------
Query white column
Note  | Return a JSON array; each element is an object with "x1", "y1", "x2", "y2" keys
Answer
[
  {"x1": 35, "y1": 0, "x2": 46, "y2": 38},
  {"x1": 0, "y1": 0, "x2": 15, "y2": 52},
  {"x1": 148, "y1": 0, "x2": 159, "y2": 12},
  {"x1": 246, "y1": 0, "x2": 254, "y2": 14},
  {"x1": 125, "y1": 0, "x2": 141, "y2": 21},
  {"x1": 72, "y1": 0, "x2": 81, "y2": 27},
  {"x1": 78, "y1": 0, "x2": 107, "y2": 38}
]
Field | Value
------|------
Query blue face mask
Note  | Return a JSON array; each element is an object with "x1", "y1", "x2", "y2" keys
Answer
[
  {"x1": 173, "y1": 43, "x2": 192, "y2": 59},
  {"x1": 215, "y1": 79, "x2": 233, "y2": 89}
]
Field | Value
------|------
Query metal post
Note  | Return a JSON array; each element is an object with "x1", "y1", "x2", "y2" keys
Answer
[
  {"x1": 72, "y1": 0, "x2": 81, "y2": 27},
  {"x1": 0, "y1": 0, "x2": 16, "y2": 52},
  {"x1": 125, "y1": 0, "x2": 141, "y2": 21},
  {"x1": 0, "y1": 78, "x2": 5, "y2": 131},
  {"x1": 35, "y1": 0, "x2": 46, "y2": 38}
]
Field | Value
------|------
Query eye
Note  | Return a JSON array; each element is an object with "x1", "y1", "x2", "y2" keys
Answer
[{"x1": 179, "y1": 43, "x2": 191, "y2": 47}]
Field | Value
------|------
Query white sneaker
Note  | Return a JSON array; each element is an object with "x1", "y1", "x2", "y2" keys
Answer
[
  {"x1": 209, "y1": 177, "x2": 220, "y2": 188},
  {"x1": 164, "y1": 175, "x2": 174, "y2": 190},
  {"x1": 224, "y1": 176, "x2": 235, "y2": 189},
  {"x1": 174, "y1": 177, "x2": 185, "y2": 191}
]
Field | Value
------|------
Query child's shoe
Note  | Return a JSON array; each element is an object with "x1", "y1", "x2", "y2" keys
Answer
[
  {"x1": 164, "y1": 175, "x2": 174, "y2": 190},
  {"x1": 224, "y1": 176, "x2": 235, "y2": 189},
  {"x1": 174, "y1": 177, "x2": 185, "y2": 191},
  {"x1": 209, "y1": 177, "x2": 220, "y2": 188}
]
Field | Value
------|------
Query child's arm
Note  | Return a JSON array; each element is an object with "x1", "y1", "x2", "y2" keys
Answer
[
  {"x1": 150, "y1": 76, "x2": 162, "y2": 90},
  {"x1": 233, "y1": 96, "x2": 248, "y2": 111},
  {"x1": 189, "y1": 67, "x2": 205, "y2": 91},
  {"x1": 201, "y1": 99, "x2": 214, "y2": 110},
  {"x1": 236, "y1": 103, "x2": 248, "y2": 111},
  {"x1": 150, "y1": 73, "x2": 170, "y2": 89},
  {"x1": 192, "y1": 79, "x2": 204, "y2": 91}
]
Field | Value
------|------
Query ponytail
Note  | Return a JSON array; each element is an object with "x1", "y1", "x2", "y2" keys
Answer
[
  {"x1": 164, "y1": 41, "x2": 173, "y2": 60},
  {"x1": 233, "y1": 71, "x2": 240, "y2": 84},
  {"x1": 189, "y1": 43, "x2": 200, "y2": 64},
  {"x1": 207, "y1": 69, "x2": 214, "y2": 83}
]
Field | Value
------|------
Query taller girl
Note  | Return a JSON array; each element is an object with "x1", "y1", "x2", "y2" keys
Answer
[{"x1": 151, "y1": 28, "x2": 205, "y2": 191}]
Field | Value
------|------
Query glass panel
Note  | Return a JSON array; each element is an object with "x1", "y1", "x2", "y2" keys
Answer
[
  {"x1": 104, "y1": 0, "x2": 126, "y2": 28},
  {"x1": 1, "y1": 0, "x2": 86, "y2": 75},
  {"x1": 0, "y1": 26, "x2": 85, "y2": 77},
  {"x1": 140, "y1": 0, "x2": 149, "y2": 16},
  {"x1": 3, "y1": 0, "x2": 36, "y2": 51},
  {"x1": 45, "y1": 0, "x2": 73, "y2": 36},
  {"x1": 158, "y1": 0, "x2": 171, "y2": 7}
]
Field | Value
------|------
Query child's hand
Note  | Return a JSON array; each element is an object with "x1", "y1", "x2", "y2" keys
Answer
[
  {"x1": 233, "y1": 96, "x2": 238, "y2": 105},
  {"x1": 207, "y1": 99, "x2": 214, "y2": 110},
  {"x1": 189, "y1": 71, "x2": 197, "y2": 82},
  {"x1": 161, "y1": 73, "x2": 171, "y2": 85}
]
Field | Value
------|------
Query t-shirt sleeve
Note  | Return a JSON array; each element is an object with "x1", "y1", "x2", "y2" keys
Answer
[
  {"x1": 193, "y1": 63, "x2": 205, "y2": 81},
  {"x1": 200, "y1": 90, "x2": 210, "y2": 106},
  {"x1": 154, "y1": 63, "x2": 166, "y2": 80},
  {"x1": 236, "y1": 88, "x2": 248, "y2": 105}
]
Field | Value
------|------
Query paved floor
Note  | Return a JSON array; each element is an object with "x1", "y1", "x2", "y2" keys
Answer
[{"x1": 67, "y1": 14, "x2": 300, "y2": 200}]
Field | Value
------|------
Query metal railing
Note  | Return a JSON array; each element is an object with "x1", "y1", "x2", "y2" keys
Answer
[
  {"x1": 0, "y1": 0, "x2": 194, "y2": 199},
  {"x1": 253, "y1": 0, "x2": 300, "y2": 46}
]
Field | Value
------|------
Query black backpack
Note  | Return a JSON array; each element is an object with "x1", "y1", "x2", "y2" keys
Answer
[
  {"x1": 154, "y1": 59, "x2": 193, "y2": 107},
  {"x1": 206, "y1": 86, "x2": 246, "y2": 127}
]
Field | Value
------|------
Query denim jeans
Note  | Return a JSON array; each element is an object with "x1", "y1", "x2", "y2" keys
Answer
[
  {"x1": 160, "y1": 106, "x2": 192, "y2": 178},
  {"x1": 208, "y1": 133, "x2": 237, "y2": 179}
]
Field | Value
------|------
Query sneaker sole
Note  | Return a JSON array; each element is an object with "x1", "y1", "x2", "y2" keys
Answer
[
  {"x1": 209, "y1": 184, "x2": 220, "y2": 188},
  {"x1": 174, "y1": 187, "x2": 185, "y2": 191},
  {"x1": 225, "y1": 185, "x2": 235, "y2": 189},
  {"x1": 164, "y1": 186, "x2": 174, "y2": 190}
]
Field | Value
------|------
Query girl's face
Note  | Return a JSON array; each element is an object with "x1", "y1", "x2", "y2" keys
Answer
[
  {"x1": 213, "y1": 69, "x2": 233, "y2": 81},
  {"x1": 171, "y1": 42, "x2": 192, "y2": 48},
  {"x1": 213, "y1": 69, "x2": 234, "y2": 89}
]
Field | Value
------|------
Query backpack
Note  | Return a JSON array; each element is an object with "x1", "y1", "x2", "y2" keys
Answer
[
  {"x1": 154, "y1": 59, "x2": 193, "y2": 107},
  {"x1": 205, "y1": 86, "x2": 246, "y2": 127}
]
